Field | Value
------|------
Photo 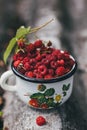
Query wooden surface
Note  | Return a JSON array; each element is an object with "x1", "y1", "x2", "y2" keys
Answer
[{"x1": 0, "y1": 0, "x2": 87, "y2": 129}]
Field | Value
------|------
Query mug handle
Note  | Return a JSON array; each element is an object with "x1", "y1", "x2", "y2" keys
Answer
[{"x1": 0, "y1": 70, "x2": 17, "y2": 91}]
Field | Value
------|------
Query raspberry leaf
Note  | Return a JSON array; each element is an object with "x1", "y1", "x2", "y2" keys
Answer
[
  {"x1": 16, "y1": 26, "x2": 31, "y2": 39},
  {"x1": 3, "y1": 26, "x2": 31, "y2": 63},
  {"x1": 3, "y1": 37, "x2": 17, "y2": 63}
]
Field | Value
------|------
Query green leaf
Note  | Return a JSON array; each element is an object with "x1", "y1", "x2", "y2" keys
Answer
[
  {"x1": 16, "y1": 26, "x2": 31, "y2": 39},
  {"x1": 62, "y1": 85, "x2": 66, "y2": 91},
  {"x1": 3, "y1": 19, "x2": 54, "y2": 64},
  {"x1": 3, "y1": 26, "x2": 31, "y2": 63},
  {"x1": 30, "y1": 93, "x2": 44, "y2": 99},
  {"x1": 44, "y1": 88, "x2": 55, "y2": 96},
  {"x1": 38, "y1": 97, "x2": 47, "y2": 104},
  {"x1": 46, "y1": 98, "x2": 55, "y2": 107},
  {"x1": 63, "y1": 91, "x2": 67, "y2": 96},
  {"x1": 0, "y1": 111, "x2": 3, "y2": 117},
  {"x1": 3, "y1": 37, "x2": 17, "y2": 63},
  {"x1": 62, "y1": 83, "x2": 70, "y2": 91}
]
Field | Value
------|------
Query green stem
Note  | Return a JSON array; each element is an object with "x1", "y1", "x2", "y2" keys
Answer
[{"x1": 30, "y1": 18, "x2": 54, "y2": 33}]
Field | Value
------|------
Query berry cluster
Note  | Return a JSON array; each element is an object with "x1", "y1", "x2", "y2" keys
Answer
[{"x1": 13, "y1": 39, "x2": 75, "y2": 79}]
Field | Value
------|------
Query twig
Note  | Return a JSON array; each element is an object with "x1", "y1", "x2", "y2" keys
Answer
[{"x1": 30, "y1": 18, "x2": 54, "y2": 33}]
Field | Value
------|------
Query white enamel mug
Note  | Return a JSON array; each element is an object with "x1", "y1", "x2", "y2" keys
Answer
[{"x1": 0, "y1": 59, "x2": 77, "y2": 109}]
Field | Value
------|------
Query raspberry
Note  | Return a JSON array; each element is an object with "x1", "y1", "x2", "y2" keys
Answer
[
  {"x1": 18, "y1": 42, "x2": 25, "y2": 48},
  {"x1": 13, "y1": 54, "x2": 18, "y2": 61},
  {"x1": 13, "y1": 60, "x2": 20, "y2": 67},
  {"x1": 36, "y1": 54, "x2": 42, "y2": 61},
  {"x1": 17, "y1": 39, "x2": 25, "y2": 48},
  {"x1": 38, "y1": 65, "x2": 47, "y2": 75},
  {"x1": 47, "y1": 55, "x2": 56, "y2": 62},
  {"x1": 34, "y1": 40, "x2": 43, "y2": 48},
  {"x1": 13, "y1": 53, "x2": 21, "y2": 61},
  {"x1": 36, "y1": 73, "x2": 43, "y2": 79},
  {"x1": 65, "y1": 68, "x2": 70, "y2": 73},
  {"x1": 50, "y1": 61, "x2": 58, "y2": 69},
  {"x1": 26, "y1": 71, "x2": 34, "y2": 78},
  {"x1": 19, "y1": 68, "x2": 25, "y2": 74},
  {"x1": 23, "y1": 57, "x2": 29, "y2": 63},
  {"x1": 18, "y1": 56, "x2": 23, "y2": 61},
  {"x1": 57, "y1": 53, "x2": 65, "y2": 60},
  {"x1": 13, "y1": 39, "x2": 75, "y2": 79},
  {"x1": 48, "y1": 69, "x2": 54, "y2": 75},
  {"x1": 41, "y1": 58, "x2": 49, "y2": 66},
  {"x1": 69, "y1": 59, "x2": 75, "y2": 66},
  {"x1": 55, "y1": 67, "x2": 65, "y2": 76},
  {"x1": 29, "y1": 58, "x2": 36, "y2": 65},
  {"x1": 26, "y1": 43, "x2": 35, "y2": 52},
  {"x1": 36, "y1": 116, "x2": 46, "y2": 126},
  {"x1": 57, "y1": 59, "x2": 65, "y2": 66},
  {"x1": 52, "y1": 49, "x2": 60, "y2": 57},
  {"x1": 41, "y1": 53, "x2": 47, "y2": 58},
  {"x1": 44, "y1": 74, "x2": 53, "y2": 79},
  {"x1": 64, "y1": 54, "x2": 70, "y2": 60},
  {"x1": 35, "y1": 62, "x2": 42, "y2": 69},
  {"x1": 24, "y1": 62, "x2": 31, "y2": 71}
]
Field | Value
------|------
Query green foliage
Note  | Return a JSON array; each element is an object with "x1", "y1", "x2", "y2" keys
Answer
[
  {"x1": 63, "y1": 91, "x2": 66, "y2": 96},
  {"x1": 62, "y1": 83, "x2": 70, "y2": 97},
  {"x1": 3, "y1": 19, "x2": 54, "y2": 64},
  {"x1": 29, "y1": 83, "x2": 71, "y2": 108},
  {"x1": 3, "y1": 37, "x2": 17, "y2": 63},
  {"x1": 38, "y1": 97, "x2": 47, "y2": 104},
  {"x1": 46, "y1": 98, "x2": 55, "y2": 107},
  {"x1": 16, "y1": 26, "x2": 31, "y2": 39},
  {"x1": 62, "y1": 83, "x2": 70, "y2": 91},
  {"x1": 44, "y1": 88, "x2": 55, "y2": 96},
  {"x1": 3, "y1": 26, "x2": 31, "y2": 63},
  {"x1": 30, "y1": 92, "x2": 46, "y2": 104},
  {"x1": 0, "y1": 111, "x2": 3, "y2": 117},
  {"x1": 30, "y1": 92, "x2": 44, "y2": 99}
]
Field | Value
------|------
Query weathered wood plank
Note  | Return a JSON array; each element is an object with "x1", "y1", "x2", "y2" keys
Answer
[{"x1": 1, "y1": 0, "x2": 87, "y2": 130}]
